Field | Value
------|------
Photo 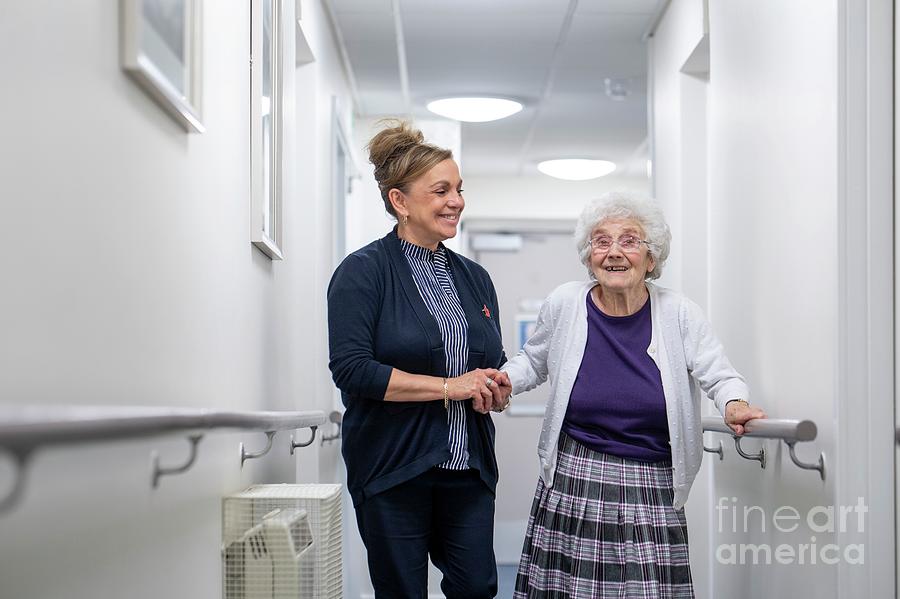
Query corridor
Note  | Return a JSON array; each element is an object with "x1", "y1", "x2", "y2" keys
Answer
[{"x1": 0, "y1": 1, "x2": 894, "y2": 598}]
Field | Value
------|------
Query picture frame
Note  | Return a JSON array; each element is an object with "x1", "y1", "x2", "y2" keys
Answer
[
  {"x1": 250, "y1": 0, "x2": 284, "y2": 259},
  {"x1": 515, "y1": 314, "x2": 538, "y2": 352},
  {"x1": 120, "y1": 0, "x2": 204, "y2": 133}
]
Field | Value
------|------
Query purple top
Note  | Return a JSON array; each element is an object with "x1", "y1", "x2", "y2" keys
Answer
[{"x1": 562, "y1": 291, "x2": 671, "y2": 462}]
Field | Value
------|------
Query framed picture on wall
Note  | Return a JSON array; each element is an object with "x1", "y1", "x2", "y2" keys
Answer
[
  {"x1": 120, "y1": 0, "x2": 204, "y2": 133},
  {"x1": 250, "y1": 0, "x2": 284, "y2": 259},
  {"x1": 515, "y1": 314, "x2": 539, "y2": 351}
]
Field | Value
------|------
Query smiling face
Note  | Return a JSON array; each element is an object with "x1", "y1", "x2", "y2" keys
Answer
[
  {"x1": 589, "y1": 218, "x2": 656, "y2": 294},
  {"x1": 389, "y1": 158, "x2": 464, "y2": 249}
]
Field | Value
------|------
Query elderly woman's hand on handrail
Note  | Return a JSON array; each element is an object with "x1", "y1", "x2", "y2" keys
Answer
[{"x1": 725, "y1": 400, "x2": 768, "y2": 435}]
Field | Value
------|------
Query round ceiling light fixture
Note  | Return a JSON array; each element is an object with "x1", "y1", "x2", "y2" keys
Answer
[
  {"x1": 537, "y1": 159, "x2": 617, "y2": 181},
  {"x1": 426, "y1": 97, "x2": 523, "y2": 122}
]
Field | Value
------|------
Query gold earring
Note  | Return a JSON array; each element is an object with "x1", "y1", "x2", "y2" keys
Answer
[{"x1": 402, "y1": 215, "x2": 409, "y2": 226}]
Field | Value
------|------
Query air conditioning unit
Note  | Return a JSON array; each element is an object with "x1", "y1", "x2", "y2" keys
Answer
[
  {"x1": 224, "y1": 508, "x2": 313, "y2": 599},
  {"x1": 223, "y1": 484, "x2": 343, "y2": 599}
]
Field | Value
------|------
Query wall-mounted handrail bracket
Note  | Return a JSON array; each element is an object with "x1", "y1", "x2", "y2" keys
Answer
[
  {"x1": 702, "y1": 416, "x2": 827, "y2": 478},
  {"x1": 320, "y1": 411, "x2": 343, "y2": 445},
  {"x1": 151, "y1": 434, "x2": 203, "y2": 488},
  {"x1": 290, "y1": 426, "x2": 317, "y2": 454},
  {"x1": 733, "y1": 435, "x2": 766, "y2": 468},
  {"x1": 240, "y1": 431, "x2": 276, "y2": 467},
  {"x1": 0, "y1": 449, "x2": 32, "y2": 514},
  {"x1": 703, "y1": 439, "x2": 724, "y2": 461},
  {"x1": 785, "y1": 440, "x2": 826, "y2": 481}
]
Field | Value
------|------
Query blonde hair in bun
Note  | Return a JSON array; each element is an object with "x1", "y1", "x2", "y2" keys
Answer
[{"x1": 366, "y1": 119, "x2": 452, "y2": 218}]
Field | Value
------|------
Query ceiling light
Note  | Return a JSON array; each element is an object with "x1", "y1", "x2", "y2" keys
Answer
[
  {"x1": 426, "y1": 97, "x2": 523, "y2": 122},
  {"x1": 537, "y1": 159, "x2": 616, "y2": 181}
]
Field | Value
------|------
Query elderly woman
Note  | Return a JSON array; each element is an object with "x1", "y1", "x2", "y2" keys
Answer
[
  {"x1": 503, "y1": 191, "x2": 765, "y2": 598},
  {"x1": 327, "y1": 121, "x2": 510, "y2": 598}
]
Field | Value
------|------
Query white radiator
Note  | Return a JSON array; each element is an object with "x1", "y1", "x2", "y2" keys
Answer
[{"x1": 223, "y1": 484, "x2": 343, "y2": 599}]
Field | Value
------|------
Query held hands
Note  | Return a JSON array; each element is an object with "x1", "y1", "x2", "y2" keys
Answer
[
  {"x1": 725, "y1": 400, "x2": 767, "y2": 435},
  {"x1": 488, "y1": 371, "x2": 513, "y2": 414},
  {"x1": 447, "y1": 369, "x2": 512, "y2": 414}
]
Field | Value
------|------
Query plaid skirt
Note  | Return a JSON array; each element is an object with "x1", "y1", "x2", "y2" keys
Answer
[{"x1": 513, "y1": 433, "x2": 694, "y2": 599}]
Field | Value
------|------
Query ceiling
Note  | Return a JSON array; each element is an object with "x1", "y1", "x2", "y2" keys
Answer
[{"x1": 325, "y1": 0, "x2": 664, "y2": 177}]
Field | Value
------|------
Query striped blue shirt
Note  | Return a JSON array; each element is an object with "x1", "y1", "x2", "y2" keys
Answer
[{"x1": 400, "y1": 238, "x2": 469, "y2": 470}]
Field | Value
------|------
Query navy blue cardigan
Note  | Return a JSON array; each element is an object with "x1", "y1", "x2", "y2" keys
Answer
[{"x1": 327, "y1": 228, "x2": 506, "y2": 507}]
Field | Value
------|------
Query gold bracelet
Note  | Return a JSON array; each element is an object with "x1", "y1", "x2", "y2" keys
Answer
[
  {"x1": 727, "y1": 399, "x2": 749, "y2": 407},
  {"x1": 442, "y1": 378, "x2": 449, "y2": 410}
]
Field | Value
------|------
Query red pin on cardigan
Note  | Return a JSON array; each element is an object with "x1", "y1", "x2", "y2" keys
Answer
[{"x1": 482, "y1": 304, "x2": 491, "y2": 318}]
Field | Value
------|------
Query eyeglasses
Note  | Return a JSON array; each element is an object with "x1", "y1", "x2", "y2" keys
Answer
[{"x1": 589, "y1": 234, "x2": 649, "y2": 253}]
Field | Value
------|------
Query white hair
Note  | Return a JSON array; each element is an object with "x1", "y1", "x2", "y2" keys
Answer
[{"x1": 574, "y1": 190, "x2": 671, "y2": 281}]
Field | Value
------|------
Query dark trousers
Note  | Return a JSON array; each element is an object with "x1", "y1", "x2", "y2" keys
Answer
[{"x1": 355, "y1": 467, "x2": 497, "y2": 599}]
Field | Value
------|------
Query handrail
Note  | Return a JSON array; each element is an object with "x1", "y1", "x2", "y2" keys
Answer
[
  {"x1": 702, "y1": 416, "x2": 825, "y2": 481},
  {"x1": 0, "y1": 406, "x2": 324, "y2": 448},
  {"x1": 500, "y1": 406, "x2": 825, "y2": 481},
  {"x1": 701, "y1": 416, "x2": 817, "y2": 442},
  {"x1": 504, "y1": 403, "x2": 545, "y2": 418},
  {"x1": 0, "y1": 406, "x2": 325, "y2": 513}
]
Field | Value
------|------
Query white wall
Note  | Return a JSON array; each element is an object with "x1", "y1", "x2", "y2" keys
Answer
[
  {"x1": 0, "y1": 1, "x2": 354, "y2": 597},
  {"x1": 647, "y1": 0, "x2": 706, "y2": 295},
  {"x1": 837, "y1": 0, "x2": 894, "y2": 595},
  {"x1": 652, "y1": 1, "x2": 894, "y2": 598},
  {"x1": 707, "y1": 1, "x2": 839, "y2": 595},
  {"x1": 292, "y1": 0, "x2": 355, "y2": 481}
]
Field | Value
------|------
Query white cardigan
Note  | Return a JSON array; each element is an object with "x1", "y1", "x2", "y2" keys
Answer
[{"x1": 503, "y1": 280, "x2": 749, "y2": 510}]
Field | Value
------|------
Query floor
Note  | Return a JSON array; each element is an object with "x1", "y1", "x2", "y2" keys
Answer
[{"x1": 497, "y1": 564, "x2": 517, "y2": 599}]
